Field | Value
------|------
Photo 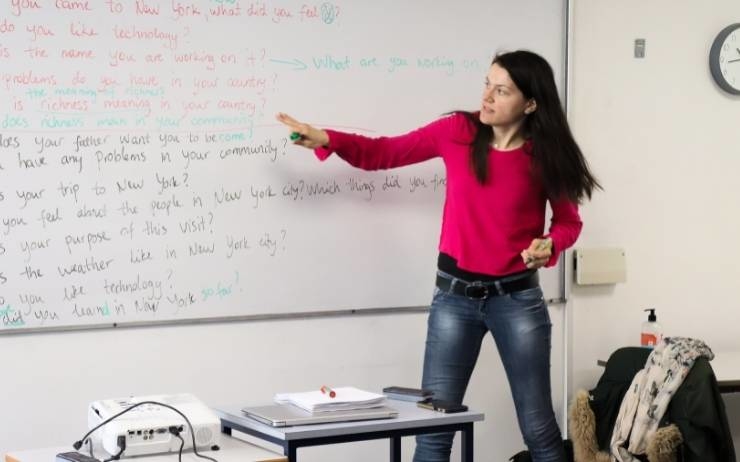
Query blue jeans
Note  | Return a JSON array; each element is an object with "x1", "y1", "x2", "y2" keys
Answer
[{"x1": 412, "y1": 271, "x2": 564, "y2": 462}]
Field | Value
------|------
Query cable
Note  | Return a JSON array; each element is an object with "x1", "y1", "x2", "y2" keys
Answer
[
  {"x1": 73, "y1": 400, "x2": 217, "y2": 462},
  {"x1": 173, "y1": 431, "x2": 185, "y2": 462},
  {"x1": 84, "y1": 437, "x2": 95, "y2": 459},
  {"x1": 102, "y1": 436, "x2": 126, "y2": 462}
]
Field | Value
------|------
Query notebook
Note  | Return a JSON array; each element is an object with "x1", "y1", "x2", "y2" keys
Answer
[
  {"x1": 273, "y1": 386, "x2": 386, "y2": 412},
  {"x1": 241, "y1": 404, "x2": 398, "y2": 427}
]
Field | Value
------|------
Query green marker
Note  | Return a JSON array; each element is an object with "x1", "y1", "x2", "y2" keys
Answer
[{"x1": 290, "y1": 131, "x2": 302, "y2": 141}]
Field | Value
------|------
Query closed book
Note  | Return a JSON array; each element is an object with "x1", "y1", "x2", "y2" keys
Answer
[
  {"x1": 383, "y1": 392, "x2": 427, "y2": 402},
  {"x1": 382, "y1": 386, "x2": 433, "y2": 402}
]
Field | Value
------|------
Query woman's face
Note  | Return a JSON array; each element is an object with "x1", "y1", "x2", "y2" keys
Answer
[{"x1": 479, "y1": 63, "x2": 532, "y2": 128}]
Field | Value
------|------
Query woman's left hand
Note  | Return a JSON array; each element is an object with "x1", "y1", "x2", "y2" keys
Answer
[{"x1": 521, "y1": 237, "x2": 552, "y2": 269}]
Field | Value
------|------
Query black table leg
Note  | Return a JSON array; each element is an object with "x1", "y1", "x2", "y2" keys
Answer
[
  {"x1": 286, "y1": 442, "x2": 297, "y2": 462},
  {"x1": 390, "y1": 436, "x2": 401, "y2": 462},
  {"x1": 461, "y1": 423, "x2": 474, "y2": 462}
]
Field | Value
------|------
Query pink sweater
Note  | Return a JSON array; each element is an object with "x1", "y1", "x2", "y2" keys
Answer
[{"x1": 314, "y1": 112, "x2": 583, "y2": 276}]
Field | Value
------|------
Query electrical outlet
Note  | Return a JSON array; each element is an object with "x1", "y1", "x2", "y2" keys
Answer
[{"x1": 634, "y1": 39, "x2": 646, "y2": 58}]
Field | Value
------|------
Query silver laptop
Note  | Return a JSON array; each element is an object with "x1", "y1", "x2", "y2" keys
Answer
[{"x1": 241, "y1": 404, "x2": 398, "y2": 427}]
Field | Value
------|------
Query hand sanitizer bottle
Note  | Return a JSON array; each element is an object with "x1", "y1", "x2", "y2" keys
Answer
[{"x1": 640, "y1": 308, "x2": 663, "y2": 348}]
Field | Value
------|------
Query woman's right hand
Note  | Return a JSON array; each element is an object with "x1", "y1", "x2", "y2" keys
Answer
[{"x1": 276, "y1": 112, "x2": 330, "y2": 149}]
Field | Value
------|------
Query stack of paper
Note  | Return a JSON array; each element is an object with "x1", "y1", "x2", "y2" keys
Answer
[{"x1": 274, "y1": 387, "x2": 386, "y2": 413}]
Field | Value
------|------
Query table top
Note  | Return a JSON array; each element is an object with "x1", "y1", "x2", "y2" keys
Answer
[
  {"x1": 215, "y1": 400, "x2": 485, "y2": 441},
  {"x1": 4, "y1": 434, "x2": 286, "y2": 462}
]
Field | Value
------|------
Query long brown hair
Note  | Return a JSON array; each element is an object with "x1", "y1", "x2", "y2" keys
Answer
[{"x1": 463, "y1": 50, "x2": 601, "y2": 203}]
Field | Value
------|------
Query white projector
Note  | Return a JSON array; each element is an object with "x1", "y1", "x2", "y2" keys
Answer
[{"x1": 87, "y1": 393, "x2": 221, "y2": 457}]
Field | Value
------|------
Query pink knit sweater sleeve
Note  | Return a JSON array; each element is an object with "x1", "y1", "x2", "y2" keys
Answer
[
  {"x1": 544, "y1": 197, "x2": 583, "y2": 267},
  {"x1": 313, "y1": 116, "x2": 461, "y2": 170}
]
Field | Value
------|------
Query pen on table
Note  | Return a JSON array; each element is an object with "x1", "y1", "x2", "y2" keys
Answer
[{"x1": 320, "y1": 385, "x2": 336, "y2": 398}]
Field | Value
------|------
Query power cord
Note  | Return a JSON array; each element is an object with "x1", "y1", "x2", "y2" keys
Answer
[
  {"x1": 84, "y1": 436, "x2": 95, "y2": 459},
  {"x1": 170, "y1": 428, "x2": 185, "y2": 462},
  {"x1": 103, "y1": 436, "x2": 126, "y2": 462},
  {"x1": 73, "y1": 400, "x2": 217, "y2": 462}
]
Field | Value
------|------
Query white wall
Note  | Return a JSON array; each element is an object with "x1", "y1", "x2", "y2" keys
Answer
[
  {"x1": 0, "y1": 307, "x2": 566, "y2": 460},
  {"x1": 569, "y1": 0, "x2": 740, "y2": 449},
  {"x1": 13, "y1": 1, "x2": 740, "y2": 459}
]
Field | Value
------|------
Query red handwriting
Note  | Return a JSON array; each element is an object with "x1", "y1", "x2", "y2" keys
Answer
[
  {"x1": 109, "y1": 50, "x2": 136, "y2": 67},
  {"x1": 145, "y1": 53, "x2": 164, "y2": 63},
  {"x1": 136, "y1": 0, "x2": 160, "y2": 15},
  {"x1": 217, "y1": 99, "x2": 257, "y2": 116},
  {"x1": 0, "y1": 19, "x2": 16, "y2": 33},
  {"x1": 227, "y1": 76, "x2": 267, "y2": 94},
  {"x1": 27, "y1": 24, "x2": 55, "y2": 41},
  {"x1": 220, "y1": 53, "x2": 237, "y2": 64},
  {"x1": 70, "y1": 21, "x2": 97, "y2": 37},
  {"x1": 272, "y1": 7, "x2": 292, "y2": 23},
  {"x1": 300, "y1": 4, "x2": 317, "y2": 20},
  {"x1": 61, "y1": 48, "x2": 94, "y2": 59},
  {"x1": 11, "y1": 0, "x2": 42, "y2": 17},
  {"x1": 193, "y1": 77, "x2": 218, "y2": 94},
  {"x1": 24, "y1": 46, "x2": 48, "y2": 58},
  {"x1": 181, "y1": 100, "x2": 210, "y2": 113},
  {"x1": 246, "y1": 2, "x2": 267, "y2": 17},
  {"x1": 71, "y1": 71, "x2": 86, "y2": 85},
  {"x1": 172, "y1": 0, "x2": 201, "y2": 19},
  {"x1": 209, "y1": 3, "x2": 241, "y2": 17},
  {"x1": 99, "y1": 75, "x2": 119, "y2": 91},
  {"x1": 55, "y1": 0, "x2": 92, "y2": 11},
  {"x1": 112, "y1": 25, "x2": 180, "y2": 51},
  {"x1": 0, "y1": 47, "x2": 10, "y2": 59},
  {"x1": 3, "y1": 71, "x2": 58, "y2": 90},
  {"x1": 105, "y1": 0, "x2": 124, "y2": 13},
  {"x1": 130, "y1": 75, "x2": 159, "y2": 86},
  {"x1": 173, "y1": 51, "x2": 216, "y2": 71}
]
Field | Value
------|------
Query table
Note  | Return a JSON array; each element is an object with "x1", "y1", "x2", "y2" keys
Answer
[
  {"x1": 4, "y1": 434, "x2": 286, "y2": 462},
  {"x1": 215, "y1": 400, "x2": 484, "y2": 462}
]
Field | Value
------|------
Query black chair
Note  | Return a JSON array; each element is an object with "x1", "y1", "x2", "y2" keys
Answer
[{"x1": 568, "y1": 347, "x2": 735, "y2": 462}]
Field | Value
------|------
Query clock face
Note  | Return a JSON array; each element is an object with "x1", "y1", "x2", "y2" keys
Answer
[{"x1": 710, "y1": 24, "x2": 740, "y2": 95}]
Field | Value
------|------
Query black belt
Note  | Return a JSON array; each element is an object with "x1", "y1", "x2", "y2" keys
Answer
[{"x1": 435, "y1": 271, "x2": 539, "y2": 299}]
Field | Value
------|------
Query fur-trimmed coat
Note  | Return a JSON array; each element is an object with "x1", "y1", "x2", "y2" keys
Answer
[{"x1": 569, "y1": 347, "x2": 735, "y2": 462}]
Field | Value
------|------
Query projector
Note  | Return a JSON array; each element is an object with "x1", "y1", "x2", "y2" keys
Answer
[{"x1": 87, "y1": 393, "x2": 220, "y2": 457}]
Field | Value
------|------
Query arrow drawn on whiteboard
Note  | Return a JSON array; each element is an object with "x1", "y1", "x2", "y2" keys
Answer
[{"x1": 269, "y1": 58, "x2": 307, "y2": 71}]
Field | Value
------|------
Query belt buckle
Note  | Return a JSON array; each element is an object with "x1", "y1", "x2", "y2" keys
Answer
[{"x1": 464, "y1": 281, "x2": 488, "y2": 300}]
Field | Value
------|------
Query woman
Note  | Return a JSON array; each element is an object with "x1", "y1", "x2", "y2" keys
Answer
[{"x1": 277, "y1": 50, "x2": 600, "y2": 462}]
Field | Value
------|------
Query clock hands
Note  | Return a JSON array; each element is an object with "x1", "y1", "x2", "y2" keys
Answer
[{"x1": 728, "y1": 48, "x2": 740, "y2": 63}]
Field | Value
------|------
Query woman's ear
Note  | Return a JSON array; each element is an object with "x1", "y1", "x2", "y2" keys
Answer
[{"x1": 524, "y1": 99, "x2": 537, "y2": 115}]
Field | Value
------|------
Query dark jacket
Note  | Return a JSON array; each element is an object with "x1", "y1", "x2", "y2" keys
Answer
[{"x1": 589, "y1": 347, "x2": 735, "y2": 462}]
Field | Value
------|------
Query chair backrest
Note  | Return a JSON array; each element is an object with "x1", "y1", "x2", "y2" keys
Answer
[
  {"x1": 587, "y1": 346, "x2": 736, "y2": 462},
  {"x1": 591, "y1": 347, "x2": 650, "y2": 448}
]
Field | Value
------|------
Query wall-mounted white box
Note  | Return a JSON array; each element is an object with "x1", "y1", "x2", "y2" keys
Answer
[{"x1": 573, "y1": 247, "x2": 626, "y2": 285}]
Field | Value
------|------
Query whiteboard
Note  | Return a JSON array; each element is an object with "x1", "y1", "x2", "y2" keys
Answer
[{"x1": 0, "y1": 0, "x2": 566, "y2": 333}]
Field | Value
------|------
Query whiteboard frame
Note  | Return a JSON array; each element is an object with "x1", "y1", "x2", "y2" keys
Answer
[{"x1": 0, "y1": 1, "x2": 570, "y2": 336}]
